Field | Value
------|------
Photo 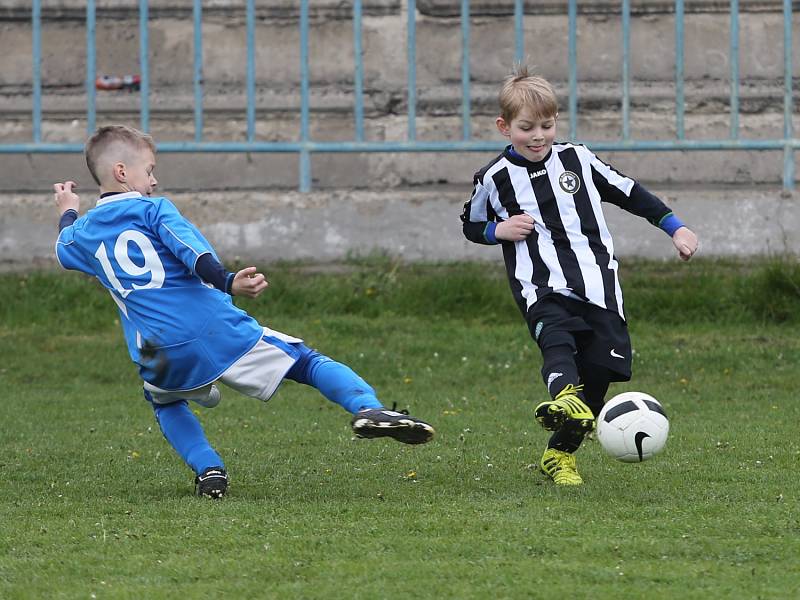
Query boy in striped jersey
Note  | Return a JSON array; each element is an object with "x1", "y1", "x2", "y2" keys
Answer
[{"x1": 460, "y1": 67, "x2": 698, "y2": 485}]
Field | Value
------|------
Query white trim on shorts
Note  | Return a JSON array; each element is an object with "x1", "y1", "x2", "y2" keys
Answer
[{"x1": 144, "y1": 327, "x2": 303, "y2": 405}]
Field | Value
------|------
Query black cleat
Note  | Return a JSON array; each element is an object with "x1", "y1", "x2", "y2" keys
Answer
[
  {"x1": 351, "y1": 406, "x2": 435, "y2": 445},
  {"x1": 195, "y1": 467, "x2": 228, "y2": 499}
]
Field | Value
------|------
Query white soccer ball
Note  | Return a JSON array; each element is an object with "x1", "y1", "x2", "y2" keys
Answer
[{"x1": 596, "y1": 391, "x2": 669, "y2": 462}]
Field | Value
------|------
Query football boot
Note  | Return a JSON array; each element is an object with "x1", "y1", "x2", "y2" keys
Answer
[
  {"x1": 195, "y1": 466, "x2": 228, "y2": 499},
  {"x1": 540, "y1": 448, "x2": 583, "y2": 486},
  {"x1": 534, "y1": 383, "x2": 594, "y2": 432},
  {"x1": 351, "y1": 405, "x2": 435, "y2": 445}
]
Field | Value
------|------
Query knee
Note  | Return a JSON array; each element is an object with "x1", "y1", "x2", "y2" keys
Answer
[
  {"x1": 148, "y1": 394, "x2": 189, "y2": 419},
  {"x1": 538, "y1": 328, "x2": 577, "y2": 353},
  {"x1": 284, "y1": 343, "x2": 321, "y2": 384}
]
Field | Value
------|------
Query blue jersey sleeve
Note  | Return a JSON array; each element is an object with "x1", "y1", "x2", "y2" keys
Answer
[
  {"x1": 55, "y1": 220, "x2": 93, "y2": 275},
  {"x1": 145, "y1": 198, "x2": 218, "y2": 272}
]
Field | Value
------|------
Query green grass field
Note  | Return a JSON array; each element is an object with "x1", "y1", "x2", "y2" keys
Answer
[{"x1": 1, "y1": 259, "x2": 799, "y2": 599}]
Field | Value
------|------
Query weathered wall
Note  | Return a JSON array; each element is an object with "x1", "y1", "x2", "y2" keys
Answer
[{"x1": 3, "y1": 186, "x2": 797, "y2": 272}]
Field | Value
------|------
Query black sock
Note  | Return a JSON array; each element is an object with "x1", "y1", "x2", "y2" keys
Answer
[
  {"x1": 540, "y1": 342, "x2": 581, "y2": 399},
  {"x1": 547, "y1": 421, "x2": 589, "y2": 453}
]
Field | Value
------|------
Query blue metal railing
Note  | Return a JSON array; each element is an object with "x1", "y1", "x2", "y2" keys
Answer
[
  {"x1": 139, "y1": 0, "x2": 149, "y2": 132},
  {"x1": 85, "y1": 0, "x2": 96, "y2": 135},
  {"x1": 622, "y1": 0, "x2": 631, "y2": 141},
  {"x1": 675, "y1": 0, "x2": 685, "y2": 140},
  {"x1": 783, "y1": 0, "x2": 795, "y2": 187},
  {"x1": 353, "y1": 0, "x2": 364, "y2": 142},
  {"x1": 4, "y1": 0, "x2": 797, "y2": 190},
  {"x1": 729, "y1": 0, "x2": 739, "y2": 139},
  {"x1": 568, "y1": 0, "x2": 578, "y2": 141},
  {"x1": 31, "y1": 0, "x2": 41, "y2": 143},
  {"x1": 193, "y1": 0, "x2": 204, "y2": 142},
  {"x1": 407, "y1": 0, "x2": 417, "y2": 143},
  {"x1": 246, "y1": 0, "x2": 255, "y2": 142}
]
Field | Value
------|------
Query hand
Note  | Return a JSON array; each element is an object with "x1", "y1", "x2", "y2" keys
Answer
[
  {"x1": 495, "y1": 214, "x2": 535, "y2": 241},
  {"x1": 53, "y1": 181, "x2": 80, "y2": 214},
  {"x1": 231, "y1": 266, "x2": 268, "y2": 298},
  {"x1": 672, "y1": 226, "x2": 698, "y2": 261}
]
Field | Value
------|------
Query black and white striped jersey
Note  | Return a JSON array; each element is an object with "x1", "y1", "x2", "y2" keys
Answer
[{"x1": 461, "y1": 143, "x2": 673, "y2": 321}]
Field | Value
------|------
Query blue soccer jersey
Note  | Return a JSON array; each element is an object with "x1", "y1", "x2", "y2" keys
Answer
[{"x1": 55, "y1": 191, "x2": 264, "y2": 390}]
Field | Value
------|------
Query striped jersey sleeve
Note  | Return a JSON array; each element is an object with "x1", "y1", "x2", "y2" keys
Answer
[
  {"x1": 461, "y1": 153, "x2": 506, "y2": 244},
  {"x1": 588, "y1": 149, "x2": 672, "y2": 226}
]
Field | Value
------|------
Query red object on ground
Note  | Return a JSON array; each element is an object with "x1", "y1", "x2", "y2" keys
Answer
[{"x1": 95, "y1": 75, "x2": 141, "y2": 91}]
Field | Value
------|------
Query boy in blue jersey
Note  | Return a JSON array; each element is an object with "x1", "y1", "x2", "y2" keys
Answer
[
  {"x1": 461, "y1": 67, "x2": 698, "y2": 485},
  {"x1": 54, "y1": 124, "x2": 434, "y2": 498}
]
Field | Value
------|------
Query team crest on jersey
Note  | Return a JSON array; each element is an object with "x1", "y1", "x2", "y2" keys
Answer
[{"x1": 558, "y1": 171, "x2": 580, "y2": 194}]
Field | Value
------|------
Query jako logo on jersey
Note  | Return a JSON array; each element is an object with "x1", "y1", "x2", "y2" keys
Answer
[
  {"x1": 558, "y1": 171, "x2": 580, "y2": 194},
  {"x1": 529, "y1": 169, "x2": 547, "y2": 179}
]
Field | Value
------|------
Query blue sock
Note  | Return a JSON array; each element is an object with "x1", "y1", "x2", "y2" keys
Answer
[
  {"x1": 149, "y1": 396, "x2": 224, "y2": 475},
  {"x1": 285, "y1": 346, "x2": 383, "y2": 414}
]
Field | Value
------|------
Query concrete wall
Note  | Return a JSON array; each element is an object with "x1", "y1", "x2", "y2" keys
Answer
[{"x1": 3, "y1": 186, "x2": 797, "y2": 272}]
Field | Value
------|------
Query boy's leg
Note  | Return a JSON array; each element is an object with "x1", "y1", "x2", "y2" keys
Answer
[
  {"x1": 527, "y1": 297, "x2": 595, "y2": 433},
  {"x1": 284, "y1": 345, "x2": 435, "y2": 444},
  {"x1": 528, "y1": 301, "x2": 594, "y2": 485},
  {"x1": 539, "y1": 359, "x2": 615, "y2": 486},
  {"x1": 543, "y1": 301, "x2": 629, "y2": 455},
  {"x1": 145, "y1": 390, "x2": 228, "y2": 498},
  {"x1": 577, "y1": 362, "x2": 613, "y2": 418}
]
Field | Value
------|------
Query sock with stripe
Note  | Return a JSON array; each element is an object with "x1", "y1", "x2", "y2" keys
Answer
[
  {"x1": 540, "y1": 342, "x2": 582, "y2": 400},
  {"x1": 284, "y1": 346, "x2": 383, "y2": 414}
]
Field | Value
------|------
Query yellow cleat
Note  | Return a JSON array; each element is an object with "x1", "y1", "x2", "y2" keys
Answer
[
  {"x1": 534, "y1": 384, "x2": 595, "y2": 432},
  {"x1": 540, "y1": 448, "x2": 583, "y2": 485}
]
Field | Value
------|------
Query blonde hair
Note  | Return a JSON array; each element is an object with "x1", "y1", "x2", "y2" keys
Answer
[
  {"x1": 85, "y1": 125, "x2": 156, "y2": 185},
  {"x1": 498, "y1": 65, "x2": 559, "y2": 123}
]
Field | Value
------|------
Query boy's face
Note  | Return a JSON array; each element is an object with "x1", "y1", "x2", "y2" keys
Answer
[
  {"x1": 113, "y1": 147, "x2": 158, "y2": 196},
  {"x1": 496, "y1": 108, "x2": 558, "y2": 162}
]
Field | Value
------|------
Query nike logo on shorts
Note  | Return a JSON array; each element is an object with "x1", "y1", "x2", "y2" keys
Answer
[{"x1": 610, "y1": 348, "x2": 625, "y2": 359}]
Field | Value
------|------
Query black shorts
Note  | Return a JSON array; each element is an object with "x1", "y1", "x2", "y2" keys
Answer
[{"x1": 526, "y1": 293, "x2": 632, "y2": 382}]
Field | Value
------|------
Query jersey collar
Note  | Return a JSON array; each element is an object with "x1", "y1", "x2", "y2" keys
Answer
[
  {"x1": 503, "y1": 144, "x2": 553, "y2": 168},
  {"x1": 95, "y1": 191, "x2": 144, "y2": 207}
]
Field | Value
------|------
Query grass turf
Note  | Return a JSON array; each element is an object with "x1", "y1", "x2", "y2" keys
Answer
[{"x1": 1, "y1": 258, "x2": 799, "y2": 599}]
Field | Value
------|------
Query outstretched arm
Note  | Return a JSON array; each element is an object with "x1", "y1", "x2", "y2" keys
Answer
[
  {"x1": 590, "y1": 163, "x2": 698, "y2": 262},
  {"x1": 194, "y1": 256, "x2": 268, "y2": 298}
]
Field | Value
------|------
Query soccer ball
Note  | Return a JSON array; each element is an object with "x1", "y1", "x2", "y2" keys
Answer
[{"x1": 596, "y1": 392, "x2": 669, "y2": 462}]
